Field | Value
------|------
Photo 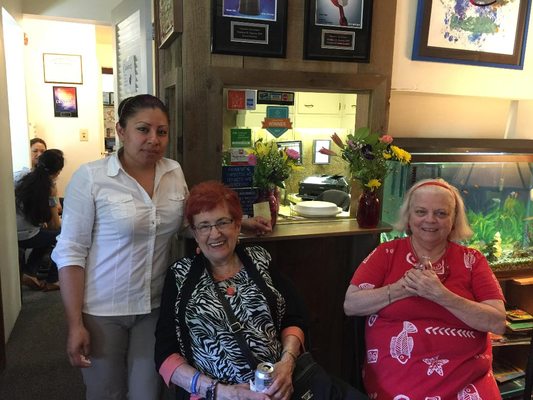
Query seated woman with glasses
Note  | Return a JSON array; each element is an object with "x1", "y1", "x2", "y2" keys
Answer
[
  {"x1": 155, "y1": 181, "x2": 307, "y2": 400},
  {"x1": 343, "y1": 178, "x2": 506, "y2": 399}
]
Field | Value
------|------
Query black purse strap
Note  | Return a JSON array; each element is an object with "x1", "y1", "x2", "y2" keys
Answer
[
  {"x1": 207, "y1": 268, "x2": 259, "y2": 371},
  {"x1": 177, "y1": 255, "x2": 206, "y2": 364}
]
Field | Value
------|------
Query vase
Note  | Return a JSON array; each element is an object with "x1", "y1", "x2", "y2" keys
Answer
[
  {"x1": 255, "y1": 187, "x2": 280, "y2": 228},
  {"x1": 349, "y1": 179, "x2": 363, "y2": 218},
  {"x1": 356, "y1": 189, "x2": 380, "y2": 228}
]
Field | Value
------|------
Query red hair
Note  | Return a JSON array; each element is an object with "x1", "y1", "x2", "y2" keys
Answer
[{"x1": 185, "y1": 181, "x2": 243, "y2": 226}]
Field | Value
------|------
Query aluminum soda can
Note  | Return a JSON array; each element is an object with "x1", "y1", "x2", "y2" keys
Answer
[{"x1": 254, "y1": 362, "x2": 274, "y2": 392}]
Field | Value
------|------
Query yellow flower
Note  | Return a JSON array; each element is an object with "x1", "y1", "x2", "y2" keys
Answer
[
  {"x1": 365, "y1": 179, "x2": 381, "y2": 191},
  {"x1": 391, "y1": 145, "x2": 411, "y2": 163}
]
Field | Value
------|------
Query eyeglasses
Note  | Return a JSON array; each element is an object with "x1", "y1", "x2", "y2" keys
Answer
[{"x1": 192, "y1": 218, "x2": 234, "y2": 236}]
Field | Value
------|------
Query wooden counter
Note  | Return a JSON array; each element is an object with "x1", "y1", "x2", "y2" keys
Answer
[
  {"x1": 240, "y1": 218, "x2": 391, "y2": 389},
  {"x1": 240, "y1": 218, "x2": 389, "y2": 242}
]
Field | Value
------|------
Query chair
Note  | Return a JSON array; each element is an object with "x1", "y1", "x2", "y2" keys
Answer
[{"x1": 316, "y1": 189, "x2": 351, "y2": 211}]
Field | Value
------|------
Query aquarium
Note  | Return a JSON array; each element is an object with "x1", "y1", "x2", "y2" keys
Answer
[{"x1": 382, "y1": 138, "x2": 533, "y2": 274}]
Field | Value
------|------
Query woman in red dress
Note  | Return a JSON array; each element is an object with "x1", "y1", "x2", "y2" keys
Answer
[{"x1": 344, "y1": 178, "x2": 506, "y2": 399}]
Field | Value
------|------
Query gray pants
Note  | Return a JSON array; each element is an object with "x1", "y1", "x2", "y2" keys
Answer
[{"x1": 81, "y1": 309, "x2": 162, "y2": 400}]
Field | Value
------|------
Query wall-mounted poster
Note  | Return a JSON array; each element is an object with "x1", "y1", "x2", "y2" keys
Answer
[
  {"x1": 212, "y1": 0, "x2": 288, "y2": 57},
  {"x1": 304, "y1": 0, "x2": 373, "y2": 62},
  {"x1": 315, "y1": 0, "x2": 364, "y2": 28},
  {"x1": 222, "y1": 0, "x2": 277, "y2": 21},
  {"x1": 53, "y1": 86, "x2": 78, "y2": 118}
]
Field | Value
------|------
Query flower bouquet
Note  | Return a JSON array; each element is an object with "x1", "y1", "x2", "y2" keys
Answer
[
  {"x1": 319, "y1": 127, "x2": 411, "y2": 192},
  {"x1": 247, "y1": 139, "x2": 302, "y2": 190},
  {"x1": 319, "y1": 127, "x2": 411, "y2": 227},
  {"x1": 247, "y1": 139, "x2": 302, "y2": 227}
]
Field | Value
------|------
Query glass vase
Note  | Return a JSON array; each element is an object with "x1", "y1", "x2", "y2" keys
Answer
[
  {"x1": 255, "y1": 187, "x2": 280, "y2": 228},
  {"x1": 356, "y1": 189, "x2": 380, "y2": 228}
]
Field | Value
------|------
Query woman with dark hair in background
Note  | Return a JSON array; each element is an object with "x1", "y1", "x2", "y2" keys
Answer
[
  {"x1": 13, "y1": 137, "x2": 47, "y2": 182},
  {"x1": 16, "y1": 148, "x2": 64, "y2": 291}
]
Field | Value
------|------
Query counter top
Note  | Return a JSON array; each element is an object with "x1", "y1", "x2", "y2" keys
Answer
[{"x1": 240, "y1": 218, "x2": 391, "y2": 242}]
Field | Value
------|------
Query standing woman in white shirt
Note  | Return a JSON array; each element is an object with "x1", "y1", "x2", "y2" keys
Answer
[
  {"x1": 52, "y1": 94, "x2": 271, "y2": 400},
  {"x1": 52, "y1": 95, "x2": 188, "y2": 400}
]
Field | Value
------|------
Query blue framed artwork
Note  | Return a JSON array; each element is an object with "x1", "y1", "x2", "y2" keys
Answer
[{"x1": 412, "y1": 0, "x2": 532, "y2": 69}]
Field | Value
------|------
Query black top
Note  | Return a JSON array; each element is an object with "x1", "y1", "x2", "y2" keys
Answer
[{"x1": 154, "y1": 245, "x2": 308, "y2": 384}]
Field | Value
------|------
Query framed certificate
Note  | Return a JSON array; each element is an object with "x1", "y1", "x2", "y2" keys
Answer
[{"x1": 43, "y1": 53, "x2": 83, "y2": 84}]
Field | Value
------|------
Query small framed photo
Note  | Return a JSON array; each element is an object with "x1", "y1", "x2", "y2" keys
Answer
[
  {"x1": 412, "y1": 0, "x2": 530, "y2": 69},
  {"x1": 277, "y1": 140, "x2": 303, "y2": 165},
  {"x1": 313, "y1": 139, "x2": 331, "y2": 164},
  {"x1": 304, "y1": 0, "x2": 373, "y2": 62},
  {"x1": 211, "y1": 0, "x2": 289, "y2": 58},
  {"x1": 155, "y1": 0, "x2": 182, "y2": 49},
  {"x1": 43, "y1": 53, "x2": 83, "y2": 84},
  {"x1": 53, "y1": 86, "x2": 78, "y2": 118}
]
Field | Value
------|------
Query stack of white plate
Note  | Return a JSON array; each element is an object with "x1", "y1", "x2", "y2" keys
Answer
[{"x1": 294, "y1": 201, "x2": 342, "y2": 217}]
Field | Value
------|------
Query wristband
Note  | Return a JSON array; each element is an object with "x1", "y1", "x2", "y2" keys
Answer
[
  {"x1": 281, "y1": 349, "x2": 298, "y2": 362},
  {"x1": 387, "y1": 284, "x2": 391, "y2": 305},
  {"x1": 190, "y1": 371, "x2": 201, "y2": 395}
]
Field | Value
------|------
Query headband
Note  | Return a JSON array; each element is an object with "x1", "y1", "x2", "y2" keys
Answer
[
  {"x1": 118, "y1": 96, "x2": 136, "y2": 119},
  {"x1": 415, "y1": 181, "x2": 453, "y2": 192}
]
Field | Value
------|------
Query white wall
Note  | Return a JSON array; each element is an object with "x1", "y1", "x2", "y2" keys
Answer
[
  {"x1": 0, "y1": 0, "x2": 23, "y2": 343},
  {"x1": 4, "y1": 9, "x2": 29, "y2": 173},
  {"x1": 22, "y1": 0, "x2": 121, "y2": 24},
  {"x1": 23, "y1": 17, "x2": 106, "y2": 196},
  {"x1": 389, "y1": 2, "x2": 533, "y2": 139}
]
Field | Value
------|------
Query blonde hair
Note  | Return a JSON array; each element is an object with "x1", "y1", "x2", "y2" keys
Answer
[{"x1": 393, "y1": 178, "x2": 473, "y2": 242}]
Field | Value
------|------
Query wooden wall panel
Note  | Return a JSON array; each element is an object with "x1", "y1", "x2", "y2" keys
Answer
[{"x1": 156, "y1": 0, "x2": 398, "y2": 187}]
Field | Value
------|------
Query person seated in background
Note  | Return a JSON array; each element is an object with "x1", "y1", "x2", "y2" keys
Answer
[
  {"x1": 14, "y1": 137, "x2": 62, "y2": 214},
  {"x1": 13, "y1": 137, "x2": 47, "y2": 182},
  {"x1": 16, "y1": 149, "x2": 64, "y2": 291},
  {"x1": 343, "y1": 178, "x2": 506, "y2": 399},
  {"x1": 155, "y1": 181, "x2": 307, "y2": 400}
]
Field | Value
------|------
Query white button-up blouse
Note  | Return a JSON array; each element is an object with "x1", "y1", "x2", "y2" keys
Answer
[{"x1": 52, "y1": 152, "x2": 188, "y2": 316}]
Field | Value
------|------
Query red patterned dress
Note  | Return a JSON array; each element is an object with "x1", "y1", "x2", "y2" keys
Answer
[{"x1": 350, "y1": 237, "x2": 504, "y2": 400}]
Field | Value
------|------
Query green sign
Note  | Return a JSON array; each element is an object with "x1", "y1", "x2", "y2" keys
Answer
[{"x1": 230, "y1": 128, "x2": 252, "y2": 148}]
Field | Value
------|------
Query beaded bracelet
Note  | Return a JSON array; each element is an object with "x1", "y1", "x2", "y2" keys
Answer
[
  {"x1": 206, "y1": 379, "x2": 218, "y2": 400},
  {"x1": 190, "y1": 371, "x2": 201, "y2": 395}
]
